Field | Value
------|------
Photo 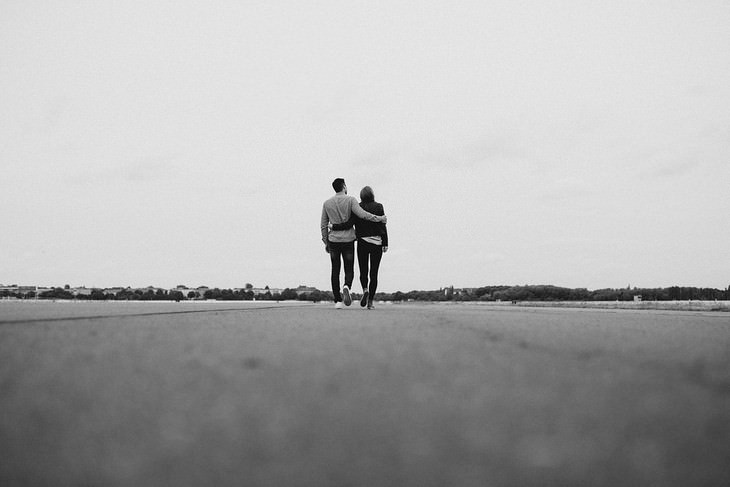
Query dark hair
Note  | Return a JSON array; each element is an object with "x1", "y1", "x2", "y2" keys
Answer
[
  {"x1": 332, "y1": 178, "x2": 346, "y2": 192},
  {"x1": 360, "y1": 186, "x2": 374, "y2": 203}
]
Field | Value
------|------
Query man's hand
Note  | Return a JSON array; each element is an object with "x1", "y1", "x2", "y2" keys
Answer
[
  {"x1": 378, "y1": 215, "x2": 387, "y2": 224},
  {"x1": 383, "y1": 246, "x2": 388, "y2": 253},
  {"x1": 325, "y1": 244, "x2": 330, "y2": 254}
]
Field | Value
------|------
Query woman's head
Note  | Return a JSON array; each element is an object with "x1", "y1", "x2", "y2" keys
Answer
[{"x1": 360, "y1": 186, "x2": 375, "y2": 203}]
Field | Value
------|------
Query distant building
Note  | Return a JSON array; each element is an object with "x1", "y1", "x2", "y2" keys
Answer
[
  {"x1": 171, "y1": 286, "x2": 200, "y2": 297},
  {"x1": 252, "y1": 287, "x2": 283, "y2": 296},
  {"x1": 72, "y1": 287, "x2": 93, "y2": 296},
  {"x1": 295, "y1": 285, "x2": 318, "y2": 296},
  {"x1": 103, "y1": 287, "x2": 125, "y2": 296}
]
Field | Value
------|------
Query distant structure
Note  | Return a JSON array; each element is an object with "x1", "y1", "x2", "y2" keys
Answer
[
  {"x1": 251, "y1": 286, "x2": 284, "y2": 296},
  {"x1": 295, "y1": 285, "x2": 318, "y2": 296}
]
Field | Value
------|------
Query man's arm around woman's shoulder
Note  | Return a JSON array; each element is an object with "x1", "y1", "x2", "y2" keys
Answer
[{"x1": 350, "y1": 197, "x2": 387, "y2": 223}]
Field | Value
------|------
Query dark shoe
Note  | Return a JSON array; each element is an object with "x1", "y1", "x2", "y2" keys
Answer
[
  {"x1": 367, "y1": 299, "x2": 374, "y2": 310},
  {"x1": 342, "y1": 286, "x2": 352, "y2": 306},
  {"x1": 360, "y1": 290, "x2": 369, "y2": 307}
]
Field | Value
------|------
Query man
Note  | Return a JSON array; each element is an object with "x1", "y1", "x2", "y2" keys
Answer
[{"x1": 321, "y1": 178, "x2": 387, "y2": 309}]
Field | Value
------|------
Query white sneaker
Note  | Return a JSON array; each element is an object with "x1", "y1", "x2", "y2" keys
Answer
[
  {"x1": 335, "y1": 302, "x2": 343, "y2": 309},
  {"x1": 342, "y1": 285, "x2": 352, "y2": 306}
]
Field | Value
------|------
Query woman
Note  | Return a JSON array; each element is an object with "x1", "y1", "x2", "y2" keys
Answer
[{"x1": 330, "y1": 186, "x2": 388, "y2": 309}]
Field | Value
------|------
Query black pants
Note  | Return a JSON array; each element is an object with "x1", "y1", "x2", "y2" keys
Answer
[
  {"x1": 329, "y1": 241, "x2": 354, "y2": 302},
  {"x1": 357, "y1": 239, "x2": 383, "y2": 297}
]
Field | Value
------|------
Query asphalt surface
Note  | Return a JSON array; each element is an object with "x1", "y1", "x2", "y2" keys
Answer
[{"x1": 1, "y1": 302, "x2": 729, "y2": 486}]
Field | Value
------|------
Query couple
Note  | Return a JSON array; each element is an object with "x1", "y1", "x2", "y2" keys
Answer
[{"x1": 320, "y1": 178, "x2": 389, "y2": 310}]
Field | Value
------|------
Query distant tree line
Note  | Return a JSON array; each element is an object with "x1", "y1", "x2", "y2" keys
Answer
[
  {"x1": 3, "y1": 285, "x2": 728, "y2": 302},
  {"x1": 197, "y1": 288, "x2": 333, "y2": 303},
  {"x1": 1, "y1": 287, "x2": 334, "y2": 302},
  {"x1": 374, "y1": 285, "x2": 730, "y2": 303}
]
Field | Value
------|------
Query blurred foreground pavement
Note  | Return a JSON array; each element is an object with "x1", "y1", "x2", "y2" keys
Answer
[{"x1": 1, "y1": 301, "x2": 729, "y2": 486}]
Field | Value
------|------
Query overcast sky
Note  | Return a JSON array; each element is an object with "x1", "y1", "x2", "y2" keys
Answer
[{"x1": 2, "y1": 1, "x2": 729, "y2": 293}]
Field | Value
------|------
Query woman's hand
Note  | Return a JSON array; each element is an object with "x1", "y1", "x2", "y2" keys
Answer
[{"x1": 383, "y1": 246, "x2": 388, "y2": 253}]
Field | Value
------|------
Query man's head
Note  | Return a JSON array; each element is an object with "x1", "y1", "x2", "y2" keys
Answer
[{"x1": 332, "y1": 178, "x2": 347, "y2": 193}]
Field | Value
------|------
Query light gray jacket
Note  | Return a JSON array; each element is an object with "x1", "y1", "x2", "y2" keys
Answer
[{"x1": 321, "y1": 193, "x2": 382, "y2": 244}]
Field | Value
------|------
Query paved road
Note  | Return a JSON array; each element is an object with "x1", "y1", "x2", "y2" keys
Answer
[{"x1": 1, "y1": 302, "x2": 728, "y2": 486}]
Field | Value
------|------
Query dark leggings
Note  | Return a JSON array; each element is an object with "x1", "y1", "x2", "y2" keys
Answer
[
  {"x1": 357, "y1": 239, "x2": 383, "y2": 297},
  {"x1": 329, "y1": 241, "x2": 354, "y2": 302}
]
